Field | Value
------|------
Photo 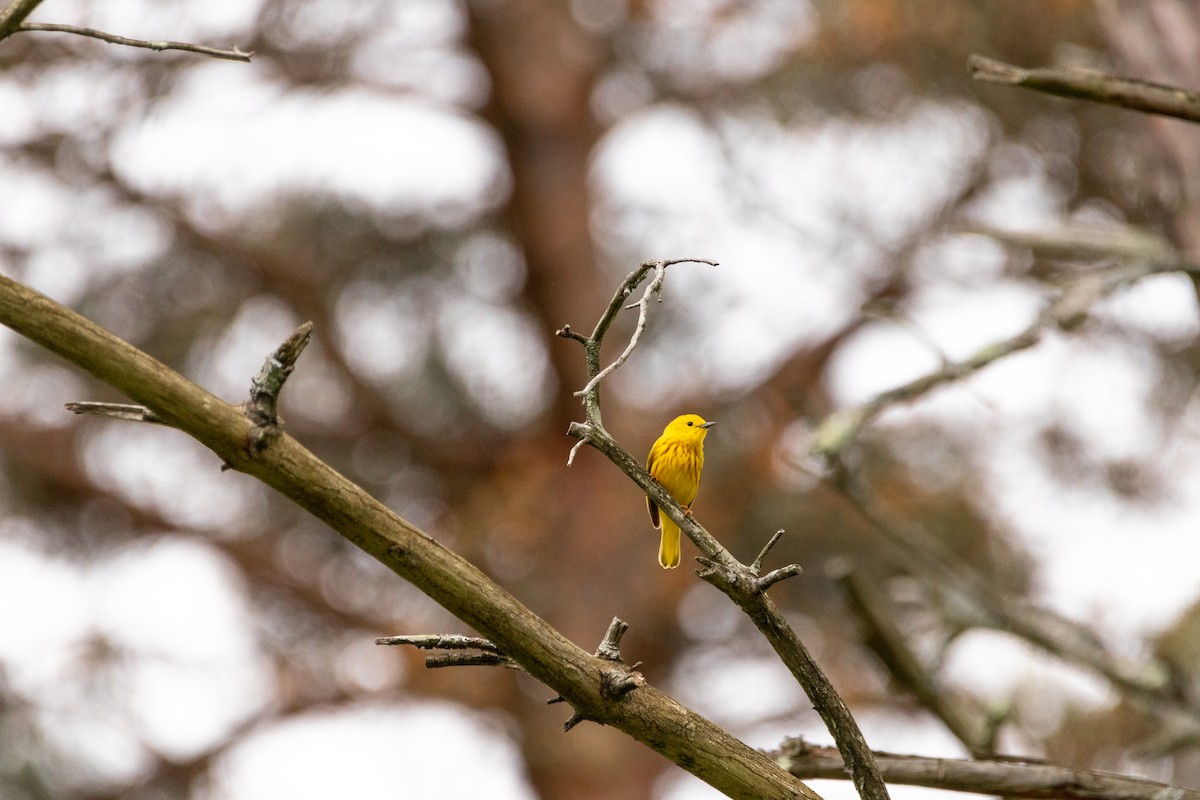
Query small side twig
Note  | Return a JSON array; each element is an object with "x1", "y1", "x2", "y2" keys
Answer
[
  {"x1": 376, "y1": 633, "x2": 521, "y2": 671},
  {"x1": 15, "y1": 22, "x2": 253, "y2": 61},
  {"x1": 65, "y1": 401, "x2": 162, "y2": 424},
  {"x1": 595, "y1": 617, "x2": 630, "y2": 662},
  {"x1": 375, "y1": 634, "x2": 500, "y2": 652},
  {"x1": 969, "y1": 53, "x2": 1200, "y2": 123},
  {"x1": 426, "y1": 652, "x2": 519, "y2": 670},
  {"x1": 748, "y1": 529, "x2": 803, "y2": 593},
  {"x1": 242, "y1": 321, "x2": 313, "y2": 454},
  {"x1": 751, "y1": 529, "x2": 786, "y2": 574}
]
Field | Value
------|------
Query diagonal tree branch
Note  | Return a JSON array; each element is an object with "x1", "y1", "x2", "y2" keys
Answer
[
  {"x1": 560, "y1": 264, "x2": 890, "y2": 800},
  {"x1": 969, "y1": 54, "x2": 1200, "y2": 123},
  {"x1": 813, "y1": 258, "x2": 1197, "y2": 458},
  {"x1": 776, "y1": 740, "x2": 1200, "y2": 800},
  {"x1": 0, "y1": 273, "x2": 817, "y2": 800}
]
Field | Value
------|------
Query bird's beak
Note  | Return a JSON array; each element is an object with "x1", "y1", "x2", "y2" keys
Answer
[{"x1": 700, "y1": 421, "x2": 717, "y2": 429}]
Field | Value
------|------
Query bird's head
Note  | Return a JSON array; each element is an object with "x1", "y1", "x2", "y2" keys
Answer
[{"x1": 664, "y1": 413, "x2": 716, "y2": 443}]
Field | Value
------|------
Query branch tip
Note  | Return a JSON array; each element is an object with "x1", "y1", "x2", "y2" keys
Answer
[
  {"x1": 595, "y1": 617, "x2": 630, "y2": 662},
  {"x1": 757, "y1": 564, "x2": 804, "y2": 593},
  {"x1": 752, "y1": 529, "x2": 787, "y2": 574}
]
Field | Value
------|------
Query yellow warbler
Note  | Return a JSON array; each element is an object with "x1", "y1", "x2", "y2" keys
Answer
[{"x1": 645, "y1": 414, "x2": 716, "y2": 569}]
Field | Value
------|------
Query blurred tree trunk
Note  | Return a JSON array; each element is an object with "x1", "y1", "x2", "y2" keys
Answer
[
  {"x1": 465, "y1": 4, "x2": 666, "y2": 798},
  {"x1": 1098, "y1": 0, "x2": 1200, "y2": 263}
]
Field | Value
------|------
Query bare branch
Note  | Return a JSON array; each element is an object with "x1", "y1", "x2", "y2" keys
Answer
[
  {"x1": 812, "y1": 320, "x2": 1042, "y2": 457},
  {"x1": 813, "y1": 260, "x2": 1189, "y2": 458},
  {"x1": 426, "y1": 652, "x2": 520, "y2": 670},
  {"x1": 15, "y1": 22, "x2": 253, "y2": 61},
  {"x1": 65, "y1": 401, "x2": 163, "y2": 424},
  {"x1": 777, "y1": 740, "x2": 1200, "y2": 800},
  {"x1": 756, "y1": 564, "x2": 804, "y2": 592},
  {"x1": 573, "y1": 261, "x2": 666, "y2": 398},
  {"x1": 969, "y1": 54, "x2": 1200, "y2": 123},
  {"x1": 829, "y1": 470, "x2": 1198, "y2": 733},
  {"x1": 0, "y1": 274, "x2": 817, "y2": 800},
  {"x1": 564, "y1": 269, "x2": 890, "y2": 800},
  {"x1": 832, "y1": 563, "x2": 996, "y2": 754},
  {"x1": 375, "y1": 634, "x2": 500, "y2": 652}
]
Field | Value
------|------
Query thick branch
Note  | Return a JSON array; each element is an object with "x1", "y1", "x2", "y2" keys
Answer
[
  {"x1": 0, "y1": 275, "x2": 815, "y2": 800},
  {"x1": 15, "y1": 22, "x2": 253, "y2": 61},
  {"x1": 777, "y1": 741, "x2": 1200, "y2": 800},
  {"x1": 969, "y1": 54, "x2": 1200, "y2": 123},
  {"x1": 0, "y1": 0, "x2": 43, "y2": 39}
]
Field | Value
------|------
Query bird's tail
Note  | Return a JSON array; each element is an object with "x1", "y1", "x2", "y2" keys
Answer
[{"x1": 659, "y1": 518, "x2": 681, "y2": 569}]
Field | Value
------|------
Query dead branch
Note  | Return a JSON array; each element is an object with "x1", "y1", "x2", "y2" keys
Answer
[
  {"x1": 0, "y1": 273, "x2": 815, "y2": 800},
  {"x1": 813, "y1": 259, "x2": 1195, "y2": 458},
  {"x1": 777, "y1": 739, "x2": 1200, "y2": 800},
  {"x1": 969, "y1": 54, "x2": 1200, "y2": 123},
  {"x1": 13, "y1": 22, "x2": 253, "y2": 61},
  {"x1": 559, "y1": 264, "x2": 889, "y2": 800}
]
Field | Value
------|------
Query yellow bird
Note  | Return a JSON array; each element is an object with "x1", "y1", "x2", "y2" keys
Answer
[{"x1": 645, "y1": 414, "x2": 716, "y2": 569}]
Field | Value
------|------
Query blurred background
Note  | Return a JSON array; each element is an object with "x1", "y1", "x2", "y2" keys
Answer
[{"x1": 4, "y1": 0, "x2": 1200, "y2": 798}]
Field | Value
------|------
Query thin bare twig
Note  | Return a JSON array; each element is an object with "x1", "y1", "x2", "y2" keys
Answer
[
  {"x1": 751, "y1": 529, "x2": 787, "y2": 574},
  {"x1": 556, "y1": 258, "x2": 716, "y2": 429},
  {"x1": 65, "y1": 401, "x2": 162, "y2": 424},
  {"x1": 969, "y1": 54, "x2": 1200, "y2": 123},
  {"x1": 813, "y1": 259, "x2": 1189, "y2": 458},
  {"x1": 777, "y1": 740, "x2": 1200, "y2": 800},
  {"x1": 375, "y1": 634, "x2": 500, "y2": 652},
  {"x1": 15, "y1": 22, "x2": 253, "y2": 61}
]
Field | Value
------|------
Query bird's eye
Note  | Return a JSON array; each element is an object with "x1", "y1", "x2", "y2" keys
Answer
[{"x1": 687, "y1": 421, "x2": 694, "y2": 426}]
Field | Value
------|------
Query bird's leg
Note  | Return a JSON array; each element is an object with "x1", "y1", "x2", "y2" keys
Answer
[{"x1": 681, "y1": 504, "x2": 693, "y2": 518}]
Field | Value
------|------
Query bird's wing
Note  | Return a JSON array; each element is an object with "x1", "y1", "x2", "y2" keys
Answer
[{"x1": 645, "y1": 446, "x2": 662, "y2": 529}]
